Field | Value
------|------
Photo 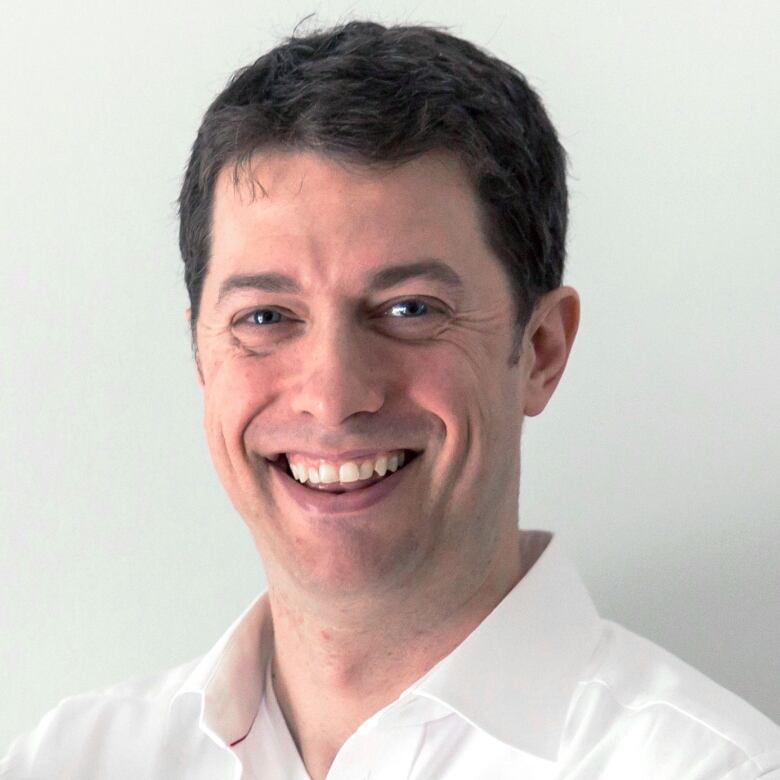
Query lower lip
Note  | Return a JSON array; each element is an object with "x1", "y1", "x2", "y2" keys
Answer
[{"x1": 270, "y1": 456, "x2": 418, "y2": 514}]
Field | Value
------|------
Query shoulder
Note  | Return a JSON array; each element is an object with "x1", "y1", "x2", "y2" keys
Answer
[
  {"x1": 0, "y1": 657, "x2": 202, "y2": 779},
  {"x1": 567, "y1": 619, "x2": 780, "y2": 778}
]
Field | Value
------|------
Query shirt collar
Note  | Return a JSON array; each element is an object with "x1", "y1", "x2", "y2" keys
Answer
[
  {"x1": 168, "y1": 531, "x2": 601, "y2": 761},
  {"x1": 410, "y1": 530, "x2": 602, "y2": 761},
  {"x1": 168, "y1": 591, "x2": 274, "y2": 748}
]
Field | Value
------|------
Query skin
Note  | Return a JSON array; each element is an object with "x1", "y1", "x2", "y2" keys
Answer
[{"x1": 193, "y1": 150, "x2": 579, "y2": 779}]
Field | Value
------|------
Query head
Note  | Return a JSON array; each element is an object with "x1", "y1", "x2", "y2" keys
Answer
[
  {"x1": 180, "y1": 20, "x2": 569, "y2": 355},
  {"x1": 179, "y1": 22, "x2": 578, "y2": 607}
]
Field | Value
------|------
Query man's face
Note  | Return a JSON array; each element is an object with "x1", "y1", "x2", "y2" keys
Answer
[{"x1": 195, "y1": 151, "x2": 541, "y2": 599}]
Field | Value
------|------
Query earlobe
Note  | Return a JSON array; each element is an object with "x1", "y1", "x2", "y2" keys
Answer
[{"x1": 522, "y1": 287, "x2": 580, "y2": 417}]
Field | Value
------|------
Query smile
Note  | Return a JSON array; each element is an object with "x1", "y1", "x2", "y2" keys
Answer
[
  {"x1": 267, "y1": 449, "x2": 421, "y2": 513},
  {"x1": 287, "y1": 450, "x2": 409, "y2": 490}
]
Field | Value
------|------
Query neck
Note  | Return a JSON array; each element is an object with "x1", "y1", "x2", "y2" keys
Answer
[{"x1": 267, "y1": 526, "x2": 533, "y2": 780}]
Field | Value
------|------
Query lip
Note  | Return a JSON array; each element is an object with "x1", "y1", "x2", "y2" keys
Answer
[
  {"x1": 271, "y1": 447, "x2": 418, "y2": 462},
  {"x1": 270, "y1": 453, "x2": 419, "y2": 514}
]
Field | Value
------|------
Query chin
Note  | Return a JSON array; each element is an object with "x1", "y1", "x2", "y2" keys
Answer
[{"x1": 259, "y1": 518, "x2": 429, "y2": 598}]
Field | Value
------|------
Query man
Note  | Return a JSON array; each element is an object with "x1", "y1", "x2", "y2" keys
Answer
[{"x1": 2, "y1": 20, "x2": 778, "y2": 780}]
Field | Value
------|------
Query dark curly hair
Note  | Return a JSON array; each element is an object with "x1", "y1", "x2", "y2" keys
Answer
[{"x1": 178, "y1": 21, "x2": 568, "y2": 352}]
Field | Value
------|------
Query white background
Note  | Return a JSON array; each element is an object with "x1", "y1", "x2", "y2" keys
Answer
[{"x1": 1, "y1": 0, "x2": 778, "y2": 750}]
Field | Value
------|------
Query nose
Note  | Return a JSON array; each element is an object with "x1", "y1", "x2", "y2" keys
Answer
[{"x1": 289, "y1": 319, "x2": 385, "y2": 427}]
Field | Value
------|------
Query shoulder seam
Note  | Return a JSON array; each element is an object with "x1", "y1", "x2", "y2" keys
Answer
[{"x1": 584, "y1": 676, "x2": 764, "y2": 770}]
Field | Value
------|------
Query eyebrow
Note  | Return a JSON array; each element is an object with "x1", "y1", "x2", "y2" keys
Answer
[
  {"x1": 366, "y1": 259, "x2": 464, "y2": 295},
  {"x1": 218, "y1": 272, "x2": 301, "y2": 304},
  {"x1": 216, "y1": 259, "x2": 464, "y2": 304}
]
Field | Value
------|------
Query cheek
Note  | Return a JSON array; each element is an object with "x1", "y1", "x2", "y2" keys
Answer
[
  {"x1": 402, "y1": 341, "x2": 500, "y2": 428},
  {"x1": 203, "y1": 354, "x2": 281, "y2": 454},
  {"x1": 402, "y1": 351, "x2": 476, "y2": 480},
  {"x1": 404, "y1": 345, "x2": 517, "y2": 483},
  {"x1": 401, "y1": 350, "x2": 461, "y2": 410}
]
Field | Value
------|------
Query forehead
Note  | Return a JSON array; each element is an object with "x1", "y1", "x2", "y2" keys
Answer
[{"x1": 206, "y1": 150, "x2": 506, "y2": 299}]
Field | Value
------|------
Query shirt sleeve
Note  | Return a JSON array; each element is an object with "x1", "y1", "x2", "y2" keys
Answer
[
  {"x1": 0, "y1": 703, "x2": 62, "y2": 779},
  {"x1": 724, "y1": 751, "x2": 780, "y2": 780}
]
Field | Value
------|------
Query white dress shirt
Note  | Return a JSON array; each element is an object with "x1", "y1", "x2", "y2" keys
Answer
[{"x1": 2, "y1": 531, "x2": 779, "y2": 779}]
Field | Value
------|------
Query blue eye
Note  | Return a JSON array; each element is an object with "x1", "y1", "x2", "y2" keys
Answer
[
  {"x1": 248, "y1": 309, "x2": 283, "y2": 325},
  {"x1": 388, "y1": 299, "x2": 429, "y2": 317}
]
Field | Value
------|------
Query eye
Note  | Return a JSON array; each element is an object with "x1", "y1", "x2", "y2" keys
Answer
[
  {"x1": 385, "y1": 299, "x2": 432, "y2": 318},
  {"x1": 234, "y1": 309, "x2": 287, "y2": 328},
  {"x1": 231, "y1": 308, "x2": 295, "y2": 348},
  {"x1": 242, "y1": 309, "x2": 285, "y2": 326},
  {"x1": 375, "y1": 297, "x2": 449, "y2": 340}
]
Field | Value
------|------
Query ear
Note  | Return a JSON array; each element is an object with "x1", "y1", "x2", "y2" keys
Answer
[
  {"x1": 521, "y1": 286, "x2": 580, "y2": 417},
  {"x1": 186, "y1": 308, "x2": 205, "y2": 388}
]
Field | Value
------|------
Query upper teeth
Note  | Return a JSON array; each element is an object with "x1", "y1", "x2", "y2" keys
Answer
[{"x1": 287, "y1": 451, "x2": 407, "y2": 484}]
